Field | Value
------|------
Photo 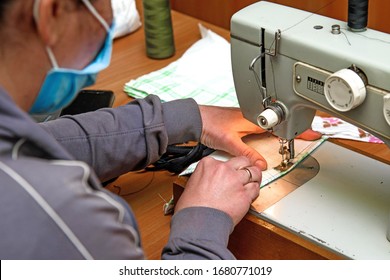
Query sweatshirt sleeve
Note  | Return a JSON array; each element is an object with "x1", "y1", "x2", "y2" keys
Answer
[
  {"x1": 162, "y1": 207, "x2": 236, "y2": 260},
  {"x1": 40, "y1": 95, "x2": 202, "y2": 181}
]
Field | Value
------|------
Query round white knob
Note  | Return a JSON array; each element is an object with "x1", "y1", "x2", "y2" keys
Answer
[
  {"x1": 384, "y1": 94, "x2": 390, "y2": 127},
  {"x1": 324, "y1": 68, "x2": 366, "y2": 112},
  {"x1": 257, "y1": 108, "x2": 280, "y2": 129}
]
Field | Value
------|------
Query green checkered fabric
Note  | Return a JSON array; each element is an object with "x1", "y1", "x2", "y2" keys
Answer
[
  {"x1": 124, "y1": 61, "x2": 239, "y2": 107},
  {"x1": 124, "y1": 26, "x2": 239, "y2": 107}
]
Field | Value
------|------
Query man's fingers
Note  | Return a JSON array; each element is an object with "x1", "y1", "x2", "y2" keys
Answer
[
  {"x1": 297, "y1": 129, "x2": 322, "y2": 141},
  {"x1": 227, "y1": 141, "x2": 268, "y2": 170},
  {"x1": 245, "y1": 182, "x2": 261, "y2": 202},
  {"x1": 239, "y1": 166, "x2": 262, "y2": 185}
]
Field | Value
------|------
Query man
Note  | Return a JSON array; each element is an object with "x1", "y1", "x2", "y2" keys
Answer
[{"x1": 0, "y1": 0, "x2": 318, "y2": 259}]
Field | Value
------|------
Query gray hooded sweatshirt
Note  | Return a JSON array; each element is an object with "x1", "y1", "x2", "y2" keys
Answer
[{"x1": 0, "y1": 88, "x2": 234, "y2": 259}]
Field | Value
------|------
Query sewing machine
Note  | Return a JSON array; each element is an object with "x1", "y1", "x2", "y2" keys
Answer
[{"x1": 231, "y1": 1, "x2": 390, "y2": 259}]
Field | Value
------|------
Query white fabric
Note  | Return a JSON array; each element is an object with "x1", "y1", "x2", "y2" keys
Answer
[
  {"x1": 111, "y1": 0, "x2": 141, "y2": 38},
  {"x1": 312, "y1": 116, "x2": 384, "y2": 143}
]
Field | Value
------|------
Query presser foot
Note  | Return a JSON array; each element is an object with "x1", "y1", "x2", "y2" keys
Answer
[
  {"x1": 274, "y1": 138, "x2": 295, "y2": 171},
  {"x1": 274, "y1": 159, "x2": 293, "y2": 171}
]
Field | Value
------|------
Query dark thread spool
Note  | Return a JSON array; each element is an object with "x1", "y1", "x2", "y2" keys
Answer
[
  {"x1": 348, "y1": 0, "x2": 369, "y2": 32},
  {"x1": 142, "y1": 0, "x2": 175, "y2": 59}
]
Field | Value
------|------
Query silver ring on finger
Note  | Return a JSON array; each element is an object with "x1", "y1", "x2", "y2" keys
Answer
[{"x1": 241, "y1": 167, "x2": 253, "y2": 184}]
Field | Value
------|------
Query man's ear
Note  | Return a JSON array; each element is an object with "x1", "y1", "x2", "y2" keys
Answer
[{"x1": 34, "y1": 0, "x2": 61, "y2": 46}]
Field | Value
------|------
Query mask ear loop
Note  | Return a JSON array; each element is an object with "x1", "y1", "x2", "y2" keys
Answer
[
  {"x1": 32, "y1": 0, "x2": 40, "y2": 23},
  {"x1": 80, "y1": 0, "x2": 110, "y2": 32},
  {"x1": 33, "y1": 0, "x2": 111, "y2": 69},
  {"x1": 33, "y1": 0, "x2": 59, "y2": 69}
]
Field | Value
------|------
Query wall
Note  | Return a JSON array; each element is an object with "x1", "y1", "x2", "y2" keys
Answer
[{"x1": 170, "y1": 0, "x2": 390, "y2": 34}]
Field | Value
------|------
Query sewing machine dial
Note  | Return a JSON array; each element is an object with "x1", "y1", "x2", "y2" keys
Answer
[
  {"x1": 384, "y1": 94, "x2": 390, "y2": 126},
  {"x1": 324, "y1": 69, "x2": 367, "y2": 112}
]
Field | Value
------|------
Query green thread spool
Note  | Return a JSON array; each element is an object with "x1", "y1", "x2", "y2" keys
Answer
[{"x1": 142, "y1": 0, "x2": 175, "y2": 59}]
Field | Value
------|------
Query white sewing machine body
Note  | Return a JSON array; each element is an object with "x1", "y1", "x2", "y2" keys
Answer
[
  {"x1": 231, "y1": 1, "x2": 390, "y2": 259},
  {"x1": 231, "y1": 1, "x2": 390, "y2": 145}
]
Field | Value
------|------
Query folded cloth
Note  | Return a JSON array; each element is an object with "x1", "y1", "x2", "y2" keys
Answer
[
  {"x1": 124, "y1": 24, "x2": 239, "y2": 107},
  {"x1": 112, "y1": 0, "x2": 141, "y2": 38},
  {"x1": 312, "y1": 116, "x2": 384, "y2": 143}
]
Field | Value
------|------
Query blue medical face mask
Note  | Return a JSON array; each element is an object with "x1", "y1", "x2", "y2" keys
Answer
[{"x1": 29, "y1": 0, "x2": 114, "y2": 115}]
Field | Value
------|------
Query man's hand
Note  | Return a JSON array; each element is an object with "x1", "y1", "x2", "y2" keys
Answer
[
  {"x1": 199, "y1": 106, "x2": 267, "y2": 170},
  {"x1": 198, "y1": 105, "x2": 322, "y2": 171},
  {"x1": 175, "y1": 156, "x2": 261, "y2": 226}
]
